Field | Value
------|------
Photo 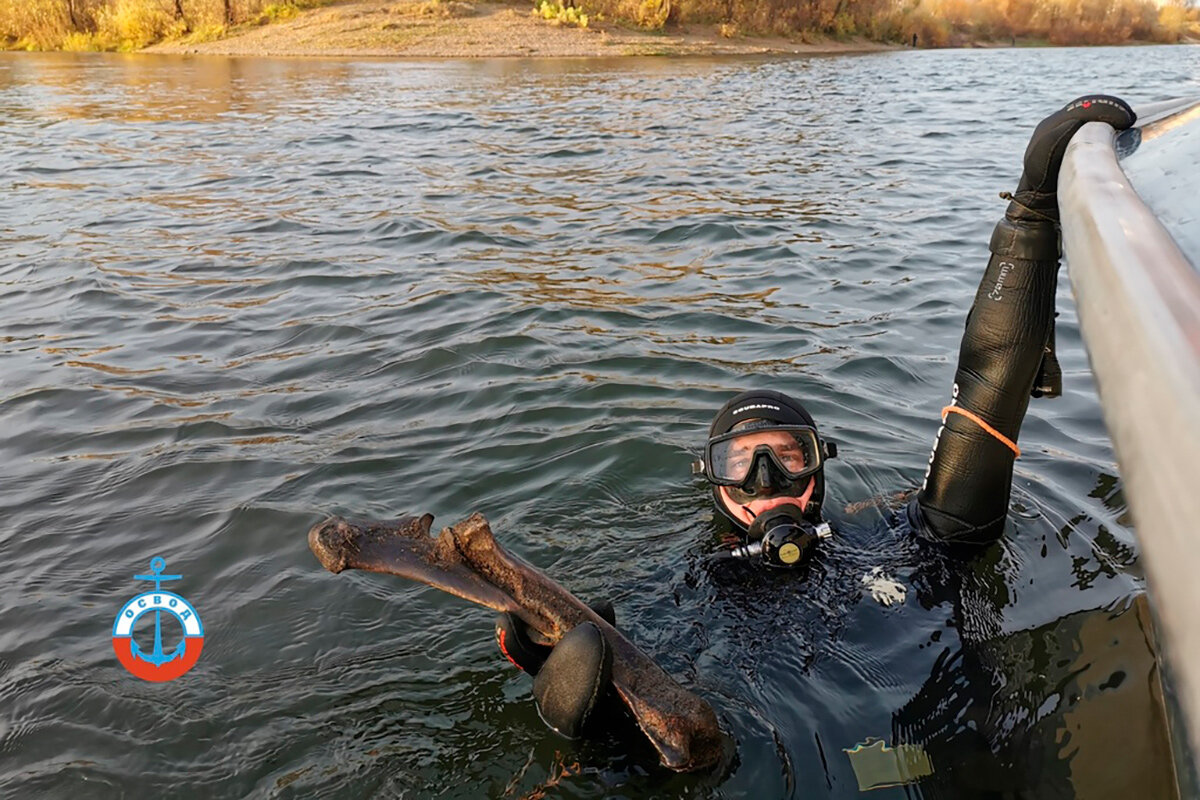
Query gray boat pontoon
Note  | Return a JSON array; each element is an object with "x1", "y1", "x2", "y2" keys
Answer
[{"x1": 1059, "y1": 97, "x2": 1200, "y2": 780}]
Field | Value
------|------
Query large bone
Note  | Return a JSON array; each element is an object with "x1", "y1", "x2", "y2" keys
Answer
[{"x1": 308, "y1": 512, "x2": 723, "y2": 772}]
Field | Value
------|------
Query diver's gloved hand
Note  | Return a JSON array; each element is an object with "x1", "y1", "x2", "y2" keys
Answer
[
  {"x1": 494, "y1": 600, "x2": 616, "y2": 738},
  {"x1": 1003, "y1": 95, "x2": 1136, "y2": 225}
]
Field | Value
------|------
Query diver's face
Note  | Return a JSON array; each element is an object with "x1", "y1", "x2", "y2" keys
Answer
[{"x1": 715, "y1": 430, "x2": 817, "y2": 526}]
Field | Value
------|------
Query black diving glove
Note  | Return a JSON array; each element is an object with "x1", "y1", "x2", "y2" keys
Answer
[
  {"x1": 1001, "y1": 94, "x2": 1136, "y2": 227},
  {"x1": 494, "y1": 600, "x2": 616, "y2": 738}
]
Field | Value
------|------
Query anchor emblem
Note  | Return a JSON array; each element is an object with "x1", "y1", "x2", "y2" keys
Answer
[{"x1": 112, "y1": 557, "x2": 205, "y2": 682}]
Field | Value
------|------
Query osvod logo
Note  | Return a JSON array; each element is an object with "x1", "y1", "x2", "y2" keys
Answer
[{"x1": 112, "y1": 557, "x2": 204, "y2": 682}]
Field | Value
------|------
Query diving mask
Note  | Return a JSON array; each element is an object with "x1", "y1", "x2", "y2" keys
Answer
[{"x1": 692, "y1": 423, "x2": 837, "y2": 487}]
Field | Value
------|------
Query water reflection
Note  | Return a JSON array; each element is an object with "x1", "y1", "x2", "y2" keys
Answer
[
  {"x1": 890, "y1": 594, "x2": 1175, "y2": 798},
  {"x1": 7, "y1": 53, "x2": 364, "y2": 123}
]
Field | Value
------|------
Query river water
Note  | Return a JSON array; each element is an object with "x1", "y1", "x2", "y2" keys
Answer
[{"x1": 1, "y1": 45, "x2": 1197, "y2": 799}]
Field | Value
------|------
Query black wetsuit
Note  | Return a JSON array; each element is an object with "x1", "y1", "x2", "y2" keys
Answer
[
  {"x1": 912, "y1": 94, "x2": 1140, "y2": 544},
  {"x1": 911, "y1": 216, "x2": 1060, "y2": 546}
]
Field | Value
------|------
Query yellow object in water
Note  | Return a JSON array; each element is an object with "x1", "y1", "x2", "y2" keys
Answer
[{"x1": 843, "y1": 738, "x2": 934, "y2": 792}]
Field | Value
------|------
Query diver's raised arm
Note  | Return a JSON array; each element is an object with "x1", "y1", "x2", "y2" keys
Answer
[{"x1": 914, "y1": 96, "x2": 1136, "y2": 545}]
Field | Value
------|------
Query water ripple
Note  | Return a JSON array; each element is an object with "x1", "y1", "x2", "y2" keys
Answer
[{"x1": 1, "y1": 46, "x2": 1195, "y2": 799}]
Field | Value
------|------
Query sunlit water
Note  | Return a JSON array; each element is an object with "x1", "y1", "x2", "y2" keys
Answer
[{"x1": 1, "y1": 46, "x2": 1198, "y2": 799}]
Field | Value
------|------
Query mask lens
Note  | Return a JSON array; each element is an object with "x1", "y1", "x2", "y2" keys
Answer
[{"x1": 707, "y1": 426, "x2": 821, "y2": 484}]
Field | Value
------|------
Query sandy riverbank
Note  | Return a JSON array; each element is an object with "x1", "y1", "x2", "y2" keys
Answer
[{"x1": 145, "y1": 0, "x2": 898, "y2": 58}]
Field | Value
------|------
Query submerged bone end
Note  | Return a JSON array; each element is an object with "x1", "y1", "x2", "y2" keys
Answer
[
  {"x1": 618, "y1": 682, "x2": 726, "y2": 772},
  {"x1": 675, "y1": 714, "x2": 726, "y2": 772},
  {"x1": 651, "y1": 714, "x2": 725, "y2": 772},
  {"x1": 308, "y1": 516, "x2": 356, "y2": 574}
]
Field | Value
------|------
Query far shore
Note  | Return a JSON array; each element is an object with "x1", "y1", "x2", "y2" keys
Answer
[
  {"x1": 144, "y1": 0, "x2": 903, "y2": 59},
  {"x1": 7, "y1": 0, "x2": 1197, "y2": 59}
]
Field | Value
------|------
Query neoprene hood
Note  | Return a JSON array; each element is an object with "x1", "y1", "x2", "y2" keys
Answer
[{"x1": 706, "y1": 389, "x2": 833, "y2": 529}]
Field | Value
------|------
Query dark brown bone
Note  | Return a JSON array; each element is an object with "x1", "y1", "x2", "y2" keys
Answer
[{"x1": 308, "y1": 512, "x2": 723, "y2": 772}]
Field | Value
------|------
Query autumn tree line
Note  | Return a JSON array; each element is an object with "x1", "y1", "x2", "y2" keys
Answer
[
  {"x1": 665, "y1": 0, "x2": 1199, "y2": 44},
  {"x1": 0, "y1": 0, "x2": 323, "y2": 50},
  {"x1": 2, "y1": 0, "x2": 1197, "y2": 51}
]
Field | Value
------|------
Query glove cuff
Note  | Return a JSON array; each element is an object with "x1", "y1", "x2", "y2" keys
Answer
[
  {"x1": 496, "y1": 612, "x2": 552, "y2": 675},
  {"x1": 989, "y1": 217, "x2": 1059, "y2": 262},
  {"x1": 1004, "y1": 189, "x2": 1059, "y2": 224}
]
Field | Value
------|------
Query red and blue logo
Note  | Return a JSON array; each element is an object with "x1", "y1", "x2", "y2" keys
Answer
[{"x1": 112, "y1": 557, "x2": 204, "y2": 682}]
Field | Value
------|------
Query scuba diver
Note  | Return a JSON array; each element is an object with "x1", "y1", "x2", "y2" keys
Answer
[{"x1": 493, "y1": 95, "x2": 1138, "y2": 741}]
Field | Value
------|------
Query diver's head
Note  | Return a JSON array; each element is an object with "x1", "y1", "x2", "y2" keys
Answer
[{"x1": 695, "y1": 389, "x2": 837, "y2": 531}]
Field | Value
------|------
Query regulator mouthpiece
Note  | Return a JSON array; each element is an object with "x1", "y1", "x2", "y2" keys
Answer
[{"x1": 730, "y1": 503, "x2": 831, "y2": 568}]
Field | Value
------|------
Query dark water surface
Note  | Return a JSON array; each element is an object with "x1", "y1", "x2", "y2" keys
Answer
[{"x1": 2, "y1": 46, "x2": 1198, "y2": 798}]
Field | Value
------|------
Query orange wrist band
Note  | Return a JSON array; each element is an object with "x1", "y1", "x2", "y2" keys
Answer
[{"x1": 940, "y1": 405, "x2": 1021, "y2": 459}]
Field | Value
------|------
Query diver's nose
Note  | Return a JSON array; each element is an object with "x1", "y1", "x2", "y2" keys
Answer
[{"x1": 753, "y1": 458, "x2": 774, "y2": 495}]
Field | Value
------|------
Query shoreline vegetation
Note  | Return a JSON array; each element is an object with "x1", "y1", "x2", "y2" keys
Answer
[{"x1": 1, "y1": 0, "x2": 1198, "y2": 58}]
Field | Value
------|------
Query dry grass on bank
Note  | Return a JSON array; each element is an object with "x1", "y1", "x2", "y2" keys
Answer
[
  {"x1": 889, "y1": 0, "x2": 1200, "y2": 46},
  {"x1": 2, "y1": 0, "x2": 1198, "y2": 52},
  {"x1": 632, "y1": 0, "x2": 1200, "y2": 45},
  {"x1": 0, "y1": 0, "x2": 337, "y2": 51}
]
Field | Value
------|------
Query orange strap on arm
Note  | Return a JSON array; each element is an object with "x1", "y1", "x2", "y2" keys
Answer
[{"x1": 940, "y1": 405, "x2": 1021, "y2": 459}]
